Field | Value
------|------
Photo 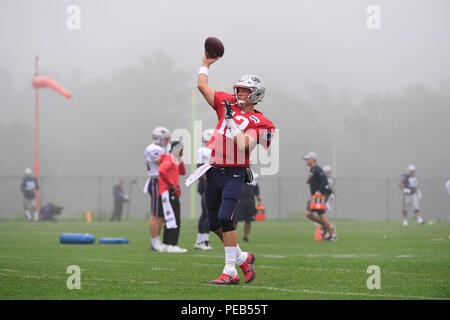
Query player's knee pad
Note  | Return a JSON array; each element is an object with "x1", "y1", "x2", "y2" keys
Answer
[
  {"x1": 209, "y1": 221, "x2": 220, "y2": 232},
  {"x1": 220, "y1": 219, "x2": 235, "y2": 232},
  {"x1": 208, "y1": 212, "x2": 220, "y2": 232}
]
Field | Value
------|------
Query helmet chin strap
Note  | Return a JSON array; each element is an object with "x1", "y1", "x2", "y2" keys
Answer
[
  {"x1": 232, "y1": 93, "x2": 250, "y2": 108},
  {"x1": 237, "y1": 99, "x2": 247, "y2": 107}
]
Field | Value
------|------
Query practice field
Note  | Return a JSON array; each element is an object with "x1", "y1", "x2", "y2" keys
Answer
[{"x1": 0, "y1": 219, "x2": 449, "y2": 300}]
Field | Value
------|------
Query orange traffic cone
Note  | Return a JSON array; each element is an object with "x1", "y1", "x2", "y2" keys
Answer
[{"x1": 314, "y1": 224, "x2": 323, "y2": 241}]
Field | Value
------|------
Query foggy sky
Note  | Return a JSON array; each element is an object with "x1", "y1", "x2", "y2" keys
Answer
[
  {"x1": 1, "y1": 0, "x2": 450, "y2": 180},
  {"x1": 2, "y1": 0, "x2": 450, "y2": 95}
]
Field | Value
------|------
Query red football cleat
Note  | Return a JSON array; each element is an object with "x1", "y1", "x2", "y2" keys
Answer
[
  {"x1": 208, "y1": 273, "x2": 240, "y2": 285},
  {"x1": 239, "y1": 252, "x2": 256, "y2": 283}
]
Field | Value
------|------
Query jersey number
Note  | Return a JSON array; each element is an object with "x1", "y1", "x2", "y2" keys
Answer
[
  {"x1": 25, "y1": 181, "x2": 36, "y2": 190},
  {"x1": 217, "y1": 116, "x2": 249, "y2": 138}
]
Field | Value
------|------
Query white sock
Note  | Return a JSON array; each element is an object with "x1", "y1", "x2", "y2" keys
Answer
[
  {"x1": 34, "y1": 211, "x2": 39, "y2": 221},
  {"x1": 223, "y1": 247, "x2": 238, "y2": 276},
  {"x1": 196, "y1": 233, "x2": 202, "y2": 244},
  {"x1": 417, "y1": 216, "x2": 423, "y2": 223},
  {"x1": 25, "y1": 211, "x2": 32, "y2": 220},
  {"x1": 236, "y1": 244, "x2": 247, "y2": 266},
  {"x1": 201, "y1": 233, "x2": 209, "y2": 243},
  {"x1": 151, "y1": 237, "x2": 161, "y2": 248}
]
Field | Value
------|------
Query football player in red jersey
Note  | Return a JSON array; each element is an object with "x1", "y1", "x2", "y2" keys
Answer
[
  {"x1": 158, "y1": 141, "x2": 188, "y2": 253},
  {"x1": 196, "y1": 52, "x2": 275, "y2": 285}
]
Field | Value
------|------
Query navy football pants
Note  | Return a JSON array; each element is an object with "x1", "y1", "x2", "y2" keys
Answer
[{"x1": 204, "y1": 166, "x2": 246, "y2": 232}]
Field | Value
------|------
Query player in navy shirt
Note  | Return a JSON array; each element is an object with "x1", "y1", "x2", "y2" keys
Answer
[
  {"x1": 233, "y1": 169, "x2": 262, "y2": 243},
  {"x1": 20, "y1": 168, "x2": 39, "y2": 222},
  {"x1": 110, "y1": 180, "x2": 129, "y2": 222},
  {"x1": 193, "y1": 129, "x2": 214, "y2": 250},
  {"x1": 303, "y1": 152, "x2": 337, "y2": 241}
]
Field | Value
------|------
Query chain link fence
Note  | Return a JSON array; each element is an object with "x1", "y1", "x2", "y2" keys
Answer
[{"x1": 1, "y1": 174, "x2": 449, "y2": 221}]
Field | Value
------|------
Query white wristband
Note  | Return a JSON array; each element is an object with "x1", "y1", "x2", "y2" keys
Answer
[{"x1": 198, "y1": 66, "x2": 209, "y2": 76}]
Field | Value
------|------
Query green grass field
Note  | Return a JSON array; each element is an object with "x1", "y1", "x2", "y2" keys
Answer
[{"x1": 0, "y1": 218, "x2": 449, "y2": 300}]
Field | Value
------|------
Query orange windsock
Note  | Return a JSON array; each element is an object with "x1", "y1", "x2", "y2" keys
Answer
[{"x1": 32, "y1": 76, "x2": 72, "y2": 99}]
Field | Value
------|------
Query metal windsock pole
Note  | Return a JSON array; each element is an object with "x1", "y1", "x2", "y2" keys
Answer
[
  {"x1": 34, "y1": 56, "x2": 40, "y2": 211},
  {"x1": 31, "y1": 56, "x2": 72, "y2": 212}
]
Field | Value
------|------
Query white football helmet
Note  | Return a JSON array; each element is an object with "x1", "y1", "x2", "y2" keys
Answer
[
  {"x1": 202, "y1": 128, "x2": 214, "y2": 144},
  {"x1": 24, "y1": 168, "x2": 32, "y2": 176},
  {"x1": 407, "y1": 164, "x2": 416, "y2": 172},
  {"x1": 152, "y1": 127, "x2": 170, "y2": 146},
  {"x1": 233, "y1": 74, "x2": 265, "y2": 107}
]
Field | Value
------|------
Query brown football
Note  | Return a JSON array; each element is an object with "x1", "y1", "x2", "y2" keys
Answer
[{"x1": 204, "y1": 37, "x2": 224, "y2": 59}]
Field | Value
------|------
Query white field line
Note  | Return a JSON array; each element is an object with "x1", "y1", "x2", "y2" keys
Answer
[
  {"x1": 0, "y1": 250, "x2": 392, "y2": 259},
  {"x1": 240, "y1": 285, "x2": 450, "y2": 300},
  {"x1": 0, "y1": 272, "x2": 159, "y2": 286},
  {"x1": 191, "y1": 262, "x2": 446, "y2": 278},
  {"x1": 0, "y1": 251, "x2": 433, "y2": 260},
  {"x1": 192, "y1": 253, "x2": 417, "y2": 259},
  {"x1": 189, "y1": 254, "x2": 223, "y2": 259},
  {"x1": 0, "y1": 255, "x2": 442, "y2": 277},
  {"x1": 0, "y1": 255, "x2": 159, "y2": 265},
  {"x1": 1, "y1": 272, "x2": 448, "y2": 300},
  {"x1": 193, "y1": 262, "x2": 345, "y2": 273},
  {"x1": 260, "y1": 254, "x2": 287, "y2": 258},
  {"x1": 302, "y1": 253, "x2": 380, "y2": 258}
]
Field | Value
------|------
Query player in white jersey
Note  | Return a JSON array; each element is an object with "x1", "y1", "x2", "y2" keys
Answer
[
  {"x1": 194, "y1": 129, "x2": 214, "y2": 250},
  {"x1": 322, "y1": 165, "x2": 335, "y2": 212},
  {"x1": 144, "y1": 127, "x2": 171, "y2": 251},
  {"x1": 399, "y1": 164, "x2": 424, "y2": 226}
]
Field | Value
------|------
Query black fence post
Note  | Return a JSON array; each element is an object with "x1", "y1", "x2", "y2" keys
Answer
[
  {"x1": 39, "y1": 176, "x2": 44, "y2": 211},
  {"x1": 278, "y1": 177, "x2": 282, "y2": 219},
  {"x1": 97, "y1": 176, "x2": 102, "y2": 216},
  {"x1": 334, "y1": 178, "x2": 337, "y2": 219},
  {"x1": 386, "y1": 178, "x2": 390, "y2": 221}
]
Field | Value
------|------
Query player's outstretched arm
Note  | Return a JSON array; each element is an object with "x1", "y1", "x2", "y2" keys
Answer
[{"x1": 197, "y1": 51, "x2": 220, "y2": 107}]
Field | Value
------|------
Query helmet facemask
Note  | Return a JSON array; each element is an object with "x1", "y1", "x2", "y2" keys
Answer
[{"x1": 233, "y1": 86, "x2": 260, "y2": 108}]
